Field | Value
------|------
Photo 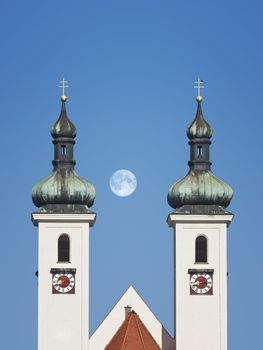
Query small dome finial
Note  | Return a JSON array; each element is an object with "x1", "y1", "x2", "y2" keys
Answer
[
  {"x1": 59, "y1": 77, "x2": 69, "y2": 101},
  {"x1": 187, "y1": 81, "x2": 212, "y2": 140},
  {"x1": 194, "y1": 78, "x2": 204, "y2": 102}
]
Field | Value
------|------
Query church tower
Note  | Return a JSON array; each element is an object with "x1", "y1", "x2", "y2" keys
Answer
[
  {"x1": 32, "y1": 83, "x2": 96, "y2": 350},
  {"x1": 167, "y1": 80, "x2": 233, "y2": 350}
]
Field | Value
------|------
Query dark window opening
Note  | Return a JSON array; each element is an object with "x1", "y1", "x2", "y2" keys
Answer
[
  {"x1": 58, "y1": 234, "x2": 70, "y2": 262},
  {"x1": 197, "y1": 145, "x2": 203, "y2": 157},
  {"x1": 61, "y1": 145, "x2": 66, "y2": 156},
  {"x1": 195, "y1": 235, "x2": 207, "y2": 263}
]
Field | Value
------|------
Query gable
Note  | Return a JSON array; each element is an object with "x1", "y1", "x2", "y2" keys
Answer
[
  {"x1": 89, "y1": 286, "x2": 175, "y2": 350},
  {"x1": 105, "y1": 310, "x2": 161, "y2": 350}
]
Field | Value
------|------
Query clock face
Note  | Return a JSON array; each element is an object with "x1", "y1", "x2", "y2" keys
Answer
[
  {"x1": 52, "y1": 273, "x2": 75, "y2": 294},
  {"x1": 190, "y1": 272, "x2": 213, "y2": 295}
]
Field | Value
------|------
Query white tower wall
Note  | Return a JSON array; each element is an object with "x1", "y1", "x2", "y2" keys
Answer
[
  {"x1": 32, "y1": 213, "x2": 96, "y2": 350},
  {"x1": 168, "y1": 214, "x2": 233, "y2": 350}
]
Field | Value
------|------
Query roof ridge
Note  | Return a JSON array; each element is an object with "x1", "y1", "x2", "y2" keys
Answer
[
  {"x1": 104, "y1": 310, "x2": 162, "y2": 350},
  {"x1": 105, "y1": 313, "x2": 130, "y2": 350},
  {"x1": 136, "y1": 314, "x2": 162, "y2": 349},
  {"x1": 120, "y1": 314, "x2": 131, "y2": 350},
  {"x1": 134, "y1": 314, "x2": 147, "y2": 350}
]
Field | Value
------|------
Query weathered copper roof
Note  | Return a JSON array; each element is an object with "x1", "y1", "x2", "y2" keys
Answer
[
  {"x1": 51, "y1": 99, "x2": 77, "y2": 139},
  {"x1": 32, "y1": 97, "x2": 95, "y2": 213},
  {"x1": 168, "y1": 170, "x2": 233, "y2": 209},
  {"x1": 105, "y1": 311, "x2": 161, "y2": 350},
  {"x1": 187, "y1": 99, "x2": 212, "y2": 139},
  {"x1": 167, "y1": 96, "x2": 233, "y2": 213},
  {"x1": 32, "y1": 169, "x2": 95, "y2": 211}
]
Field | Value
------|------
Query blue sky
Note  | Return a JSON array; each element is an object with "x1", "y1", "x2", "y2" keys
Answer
[{"x1": 0, "y1": 1, "x2": 262, "y2": 349}]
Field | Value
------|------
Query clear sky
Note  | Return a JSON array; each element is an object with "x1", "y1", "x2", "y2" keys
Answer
[{"x1": 0, "y1": 1, "x2": 262, "y2": 349}]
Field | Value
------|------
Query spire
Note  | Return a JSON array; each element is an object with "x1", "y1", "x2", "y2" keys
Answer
[
  {"x1": 187, "y1": 99, "x2": 212, "y2": 140},
  {"x1": 187, "y1": 79, "x2": 212, "y2": 140},
  {"x1": 187, "y1": 95, "x2": 212, "y2": 172},
  {"x1": 32, "y1": 80, "x2": 96, "y2": 213},
  {"x1": 51, "y1": 79, "x2": 76, "y2": 139},
  {"x1": 50, "y1": 96, "x2": 77, "y2": 171},
  {"x1": 51, "y1": 97, "x2": 77, "y2": 139},
  {"x1": 167, "y1": 80, "x2": 233, "y2": 214}
]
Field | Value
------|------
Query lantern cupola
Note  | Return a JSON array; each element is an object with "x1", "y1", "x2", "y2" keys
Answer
[
  {"x1": 167, "y1": 80, "x2": 233, "y2": 214},
  {"x1": 32, "y1": 86, "x2": 95, "y2": 213}
]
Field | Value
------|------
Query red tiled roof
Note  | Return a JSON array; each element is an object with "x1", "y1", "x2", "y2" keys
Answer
[{"x1": 105, "y1": 310, "x2": 161, "y2": 350}]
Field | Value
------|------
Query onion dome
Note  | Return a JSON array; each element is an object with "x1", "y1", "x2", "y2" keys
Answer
[
  {"x1": 187, "y1": 96, "x2": 212, "y2": 139},
  {"x1": 51, "y1": 96, "x2": 77, "y2": 139},
  {"x1": 167, "y1": 89, "x2": 233, "y2": 214},
  {"x1": 168, "y1": 170, "x2": 233, "y2": 210},
  {"x1": 32, "y1": 94, "x2": 95, "y2": 214}
]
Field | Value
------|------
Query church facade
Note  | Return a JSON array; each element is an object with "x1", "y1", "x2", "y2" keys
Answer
[{"x1": 31, "y1": 79, "x2": 233, "y2": 350}]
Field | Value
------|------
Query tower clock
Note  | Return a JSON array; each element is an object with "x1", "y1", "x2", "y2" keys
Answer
[
  {"x1": 189, "y1": 269, "x2": 214, "y2": 295},
  {"x1": 51, "y1": 268, "x2": 76, "y2": 294}
]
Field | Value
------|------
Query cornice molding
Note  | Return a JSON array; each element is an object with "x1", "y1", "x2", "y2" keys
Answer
[{"x1": 31, "y1": 212, "x2": 96, "y2": 227}]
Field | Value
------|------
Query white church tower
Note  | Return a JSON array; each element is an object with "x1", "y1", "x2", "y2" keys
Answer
[
  {"x1": 167, "y1": 80, "x2": 233, "y2": 350},
  {"x1": 32, "y1": 83, "x2": 96, "y2": 350}
]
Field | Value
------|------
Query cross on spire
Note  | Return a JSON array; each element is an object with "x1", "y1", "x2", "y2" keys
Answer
[
  {"x1": 194, "y1": 78, "x2": 204, "y2": 99},
  {"x1": 59, "y1": 78, "x2": 69, "y2": 99}
]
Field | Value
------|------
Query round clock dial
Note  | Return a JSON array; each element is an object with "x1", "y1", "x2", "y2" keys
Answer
[
  {"x1": 190, "y1": 273, "x2": 212, "y2": 295},
  {"x1": 52, "y1": 273, "x2": 75, "y2": 294}
]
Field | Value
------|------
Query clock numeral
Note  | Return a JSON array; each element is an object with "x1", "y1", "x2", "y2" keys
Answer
[
  {"x1": 52, "y1": 272, "x2": 75, "y2": 294},
  {"x1": 190, "y1": 272, "x2": 213, "y2": 295}
]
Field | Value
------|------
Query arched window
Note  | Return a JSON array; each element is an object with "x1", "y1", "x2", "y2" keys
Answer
[
  {"x1": 58, "y1": 234, "x2": 70, "y2": 262},
  {"x1": 195, "y1": 235, "x2": 207, "y2": 263}
]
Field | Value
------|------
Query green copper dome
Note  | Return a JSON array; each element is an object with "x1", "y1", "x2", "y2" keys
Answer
[
  {"x1": 51, "y1": 98, "x2": 77, "y2": 139},
  {"x1": 32, "y1": 169, "x2": 96, "y2": 211},
  {"x1": 167, "y1": 95, "x2": 233, "y2": 213},
  {"x1": 168, "y1": 170, "x2": 233, "y2": 209},
  {"x1": 32, "y1": 96, "x2": 96, "y2": 213},
  {"x1": 187, "y1": 97, "x2": 212, "y2": 139}
]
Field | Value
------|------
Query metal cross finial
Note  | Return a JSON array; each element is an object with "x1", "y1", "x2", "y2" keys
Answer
[
  {"x1": 59, "y1": 78, "x2": 69, "y2": 98},
  {"x1": 194, "y1": 78, "x2": 204, "y2": 99}
]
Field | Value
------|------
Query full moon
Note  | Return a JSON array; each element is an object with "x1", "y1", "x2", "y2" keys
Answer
[{"x1": 110, "y1": 169, "x2": 137, "y2": 197}]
